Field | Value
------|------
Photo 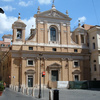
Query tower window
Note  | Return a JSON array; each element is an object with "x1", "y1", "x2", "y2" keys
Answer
[
  {"x1": 94, "y1": 60, "x2": 96, "y2": 62},
  {"x1": 93, "y1": 43, "x2": 95, "y2": 49},
  {"x1": 94, "y1": 64, "x2": 97, "y2": 71},
  {"x1": 17, "y1": 29, "x2": 22, "y2": 39},
  {"x1": 81, "y1": 35, "x2": 84, "y2": 43},
  {"x1": 92, "y1": 37, "x2": 95, "y2": 39},
  {"x1": 50, "y1": 27, "x2": 56, "y2": 41}
]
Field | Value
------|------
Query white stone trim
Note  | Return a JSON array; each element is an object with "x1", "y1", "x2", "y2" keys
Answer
[
  {"x1": 13, "y1": 42, "x2": 89, "y2": 49},
  {"x1": 63, "y1": 24, "x2": 67, "y2": 26},
  {"x1": 47, "y1": 24, "x2": 60, "y2": 44},
  {"x1": 12, "y1": 42, "x2": 24, "y2": 45}
]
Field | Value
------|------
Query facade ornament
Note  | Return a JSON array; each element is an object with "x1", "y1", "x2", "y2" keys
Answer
[
  {"x1": 78, "y1": 20, "x2": 81, "y2": 27},
  {"x1": 66, "y1": 10, "x2": 69, "y2": 17},
  {"x1": 37, "y1": 6, "x2": 40, "y2": 14},
  {"x1": 52, "y1": 4, "x2": 56, "y2": 10},
  {"x1": 18, "y1": 13, "x2": 21, "y2": 19}
]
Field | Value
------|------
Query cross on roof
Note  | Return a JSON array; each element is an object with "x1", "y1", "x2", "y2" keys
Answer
[{"x1": 53, "y1": 0, "x2": 55, "y2": 4}]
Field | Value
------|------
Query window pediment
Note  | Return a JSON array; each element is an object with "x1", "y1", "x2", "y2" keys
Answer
[
  {"x1": 47, "y1": 63, "x2": 62, "y2": 69},
  {"x1": 72, "y1": 70, "x2": 81, "y2": 74},
  {"x1": 25, "y1": 69, "x2": 35, "y2": 74}
]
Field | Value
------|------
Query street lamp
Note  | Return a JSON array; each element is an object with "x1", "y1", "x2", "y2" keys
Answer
[
  {"x1": 18, "y1": 63, "x2": 21, "y2": 92},
  {"x1": 0, "y1": 8, "x2": 4, "y2": 14},
  {"x1": 38, "y1": 53, "x2": 43, "y2": 98}
]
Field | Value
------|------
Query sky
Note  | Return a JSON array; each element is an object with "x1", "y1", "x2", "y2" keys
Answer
[{"x1": 0, "y1": 0, "x2": 100, "y2": 40}]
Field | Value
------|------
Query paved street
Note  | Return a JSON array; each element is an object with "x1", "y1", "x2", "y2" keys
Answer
[{"x1": 0, "y1": 88, "x2": 100, "y2": 100}]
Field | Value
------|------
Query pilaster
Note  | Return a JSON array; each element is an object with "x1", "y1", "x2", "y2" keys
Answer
[
  {"x1": 44, "y1": 21, "x2": 48, "y2": 44},
  {"x1": 60, "y1": 23, "x2": 63, "y2": 44}
]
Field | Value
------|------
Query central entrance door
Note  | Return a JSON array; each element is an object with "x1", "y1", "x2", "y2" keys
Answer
[
  {"x1": 28, "y1": 75, "x2": 33, "y2": 87},
  {"x1": 51, "y1": 70, "x2": 58, "y2": 81}
]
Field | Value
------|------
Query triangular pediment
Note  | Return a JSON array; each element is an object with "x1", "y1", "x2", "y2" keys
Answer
[
  {"x1": 48, "y1": 63, "x2": 62, "y2": 68},
  {"x1": 34, "y1": 9, "x2": 72, "y2": 21}
]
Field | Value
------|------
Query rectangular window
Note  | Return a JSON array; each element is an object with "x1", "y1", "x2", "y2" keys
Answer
[
  {"x1": 74, "y1": 75, "x2": 79, "y2": 81},
  {"x1": 52, "y1": 48, "x2": 56, "y2": 51},
  {"x1": 74, "y1": 49, "x2": 78, "y2": 52},
  {"x1": 93, "y1": 43, "x2": 95, "y2": 49},
  {"x1": 29, "y1": 47, "x2": 33, "y2": 50},
  {"x1": 74, "y1": 61, "x2": 79, "y2": 67},
  {"x1": 1, "y1": 44, "x2": 5, "y2": 47},
  {"x1": 27, "y1": 60, "x2": 34, "y2": 66},
  {"x1": 81, "y1": 35, "x2": 84, "y2": 43}
]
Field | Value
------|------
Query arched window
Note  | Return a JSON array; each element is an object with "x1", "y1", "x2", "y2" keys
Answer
[{"x1": 50, "y1": 27, "x2": 56, "y2": 41}]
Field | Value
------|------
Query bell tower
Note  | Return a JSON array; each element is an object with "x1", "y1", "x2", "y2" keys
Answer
[{"x1": 12, "y1": 13, "x2": 26, "y2": 44}]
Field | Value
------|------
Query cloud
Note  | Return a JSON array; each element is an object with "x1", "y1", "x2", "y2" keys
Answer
[
  {"x1": 38, "y1": 0, "x2": 52, "y2": 4},
  {"x1": 0, "y1": 13, "x2": 35, "y2": 38},
  {"x1": 2, "y1": 0, "x2": 13, "y2": 1},
  {"x1": 78, "y1": 16, "x2": 86, "y2": 23},
  {"x1": 1, "y1": 6, "x2": 16, "y2": 12},
  {"x1": 0, "y1": 13, "x2": 17, "y2": 34},
  {"x1": 19, "y1": 1, "x2": 33, "y2": 7},
  {"x1": 23, "y1": 17, "x2": 36, "y2": 38}
]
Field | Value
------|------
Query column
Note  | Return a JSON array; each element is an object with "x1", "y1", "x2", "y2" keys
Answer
[
  {"x1": 61, "y1": 58, "x2": 65, "y2": 81},
  {"x1": 68, "y1": 58, "x2": 73, "y2": 81},
  {"x1": 66, "y1": 23, "x2": 71, "y2": 45},
  {"x1": 78, "y1": 35, "x2": 81, "y2": 45},
  {"x1": 22, "y1": 29, "x2": 25, "y2": 42}
]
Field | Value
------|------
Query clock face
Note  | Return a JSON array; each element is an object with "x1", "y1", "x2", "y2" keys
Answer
[{"x1": 17, "y1": 29, "x2": 22, "y2": 39}]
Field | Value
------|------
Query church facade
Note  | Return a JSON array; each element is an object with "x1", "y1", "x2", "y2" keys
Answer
[{"x1": 1, "y1": 5, "x2": 99, "y2": 89}]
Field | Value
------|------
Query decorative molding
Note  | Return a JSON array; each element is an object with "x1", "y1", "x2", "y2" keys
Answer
[
  {"x1": 61, "y1": 58, "x2": 65, "y2": 61},
  {"x1": 12, "y1": 42, "x2": 89, "y2": 49},
  {"x1": 40, "y1": 22, "x2": 44, "y2": 24},
  {"x1": 63, "y1": 24, "x2": 67, "y2": 26}
]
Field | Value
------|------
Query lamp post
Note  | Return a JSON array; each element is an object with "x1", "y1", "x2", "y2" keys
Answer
[
  {"x1": 38, "y1": 53, "x2": 43, "y2": 98},
  {"x1": 18, "y1": 63, "x2": 21, "y2": 92}
]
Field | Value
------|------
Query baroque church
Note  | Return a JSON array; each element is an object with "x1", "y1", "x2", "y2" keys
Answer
[{"x1": 0, "y1": 4, "x2": 100, "y2": 89}]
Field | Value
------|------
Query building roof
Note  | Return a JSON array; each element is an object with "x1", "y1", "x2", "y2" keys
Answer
[
  {"x1": 82, "y1": 24, "x2": 94, "y2": 30},
  {"x1": 34, "y1": 5, "x2": 72, "y2": 21}
]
